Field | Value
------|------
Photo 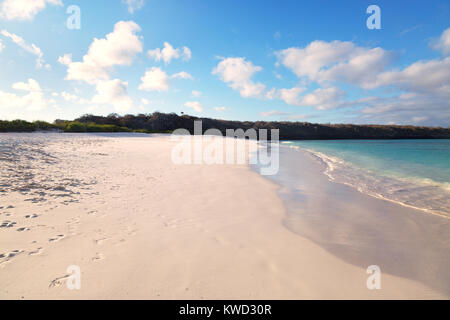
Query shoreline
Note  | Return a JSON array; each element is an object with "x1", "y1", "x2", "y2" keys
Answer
[
  {"x1": 253, "y1": 144, "x2": 450, "y2": 298},
  {"x1": 287, "y1": 144, "x2": 450, "y2": 219},
  {"x1": 0, "y1": 133, "x2": 448, "y2": 299}
]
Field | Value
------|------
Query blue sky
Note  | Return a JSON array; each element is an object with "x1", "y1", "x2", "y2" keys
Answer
[{"x1": 0, "y1": 0, "x2": 449, "y2": 126}]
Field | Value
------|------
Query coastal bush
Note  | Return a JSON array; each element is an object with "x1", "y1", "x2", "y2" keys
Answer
[
  {"x1": 1, "y1": 112, "x2": 450, "y2": 138},
  {"x1": 33, "y1": 121, "x2": 57, "y2": 131},
  {"x1": 64, "y1": 122, "x2": 132, "y2": 133},
  {"x1": 0, "y1": 120, "x2": 36, "y2": 132},
  {"x1": 65, "y1": 121, "x2": 87, "y2": 132}
]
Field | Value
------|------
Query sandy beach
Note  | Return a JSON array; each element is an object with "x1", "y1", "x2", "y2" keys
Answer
[{"x1": 0, "y1": 133, "x2": 448, "y2": 299}]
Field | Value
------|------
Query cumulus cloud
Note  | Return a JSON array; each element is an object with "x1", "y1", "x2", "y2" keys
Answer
[
  {"x1": 184, "y1": 101, "x2": 203, "y2": 112},
  {"x1": 148, "y1": 42, "x2": 192, "y2": 64},
  {"x1": 58, "y1": 53, "x2": 72, "y2": 66},
  {"x1": 212, "y1": 57, "x2": 266, "y2": 98},
  {"x1": 369, "y1": 57, "x2": 450, "y2": 97},
  {"x1": 298, "y1": 87, "x2": 345, "y2": 110},
  {"x1": 431, "y1": 27, "x2": 450, "y2": 56},
  {"x1": 213, "y1": 57, "x2": 311, "y2": 106},
  {"x1": 272, "y1": 33, "x2": 450, "y2": 124},
  {"x1": 171, "y1": 71, "x2": 193, "y2": 80},
  {"x1": 1, "y1": 29, "x2": 50, "y2": 69},
  {"x1": 139, "y1": 67, "x2": 169, "y2": 92},
  {"x1": 265, "y1": 86, "x2": 305, "y2": 106},
  {"x1": 92, "y1": 79, "x2": 133, "y2": 112},
  {"x1": 122, "y1": 0, "x2": 145, "y2": 13},
  {"x1": 141, "y1": 98, "x2": 151, "y2": 105},
  {"x1": 0, "y1": 78, "x2": 47, "y2": 111},
  {"x1": 59, "y1": 21, "x2": 143, "y2": 84},
  {"x1": 60, "y1": 91, "x2": 89, "y2": 105},
  {"x1": 358, "y1": 93, "x2": 450, "y2": 126},
  {"x1": 214, "y1": 106, "x2": 226, "y2": 112},
  {"x1": 276, "y1": 40, "x2": 392, "y2": 88},
  {"x1": 58, "y1": 21, "x2": 142, "y2": 111},
  {"x1": 0, "y1": 0, "x2": 62, "y2": 21},
  {"x1": 0, "y1": 38, "x2": 3, "y2": 52},
  {"x1": 139, "y1": 67, "x2": 193, "y2": 92}
]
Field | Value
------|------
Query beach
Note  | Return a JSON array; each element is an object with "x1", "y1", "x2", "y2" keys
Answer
[{"x1": 0, "y1": 133, "x2": 448, "y2": 299}]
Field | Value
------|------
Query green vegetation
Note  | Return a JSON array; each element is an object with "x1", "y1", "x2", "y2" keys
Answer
[
  {"x1": 64, "y1": 121, "x2": 132, "y2": 133},
  {"x1": 0, "y1": 120, "x2": 131, "y2": 133},
  {"x1": 0, "y1": 113, "x2": 449, "y2": 139},
  {"x1": 0, "y1": 120, "x2": 54, "y2": 132}
]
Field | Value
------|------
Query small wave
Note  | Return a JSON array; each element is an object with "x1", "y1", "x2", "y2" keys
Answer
[{"x1": 286, "y1": 145, "x2": 450, "y2": 219}]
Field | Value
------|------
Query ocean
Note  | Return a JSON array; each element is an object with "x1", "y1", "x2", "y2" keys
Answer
[{"x1": 282, "y1": 139, "x2": 450, "y2": 218}]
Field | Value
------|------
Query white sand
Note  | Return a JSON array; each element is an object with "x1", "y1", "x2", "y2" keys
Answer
[{"x1": 0, "y1": 133, "x2": 446, "y2": 299}]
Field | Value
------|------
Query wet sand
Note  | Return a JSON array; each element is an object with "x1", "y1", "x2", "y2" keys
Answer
[{"x1": 259, "y1": 146, "x2": 450, "y2": 297}]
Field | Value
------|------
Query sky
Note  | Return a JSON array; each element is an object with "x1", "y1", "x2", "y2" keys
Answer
[{"x1": 0, "y1": 0, "x2": 449, "y2": 126}]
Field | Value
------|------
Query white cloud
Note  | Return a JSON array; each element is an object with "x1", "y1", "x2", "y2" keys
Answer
[
  {"x1": 299, "y1": 87, "x2": 345, "y2": 110},
  {"x1": 276, "y1": 40, "x2": 392, "y2": 88},
  {"x1": 0, "y1": 78, "x2": 47, "y2": 111},
  {"x1": 1, "y1": 29, "x2": 50, "y2": 69},
  {"x1": 192, "y1": 90, "x2": 202, "y2": 97},
  {"x1": 139, "y1": 68, "x2": 193, "y2": 92},
  {"x1": 0, "y1": 0, "x2": 62, "y2": 21},
  {"x1": 278, "y1": 87, "x2": 305, "y2": 106},
  {"x1": 58, "y1": 53, "x2": 72, "y2": 66},
  {"x1": 59, "y1": 21, "x2": 143, "y2": 84},
  {"x1": 358, "y1": 93, "x2": 450, "y2": 126},
  {"x1": 141, "y1": 98, "x2": 151, "y2": 105},
  {"x1": 58, "y1": 21, "x2": 141, "y2": 111},
  {"x1": 148, "y1": 42, "x2": 192, "y2": 64},
  {"x1": 213, "y1": 57, "x2": 314, "y2": 107},
  {"x1": 92, "y1": 79, "x2": 133, "y2": 112},
  {"x1": 212, "y1": 57, "x2": 266, "y2": 98},
  {"x1": 0, "y1": 38, "x2": 4, "y2": 52},
  {"x1": 214, "y1": 106, "x2": 226, "y2": 112},
  {"x1": 171, "y1": 71, "x2": 193, "y2": 80},
  {"x1": 369, "y1": 57, "x2": 450, "y2": 97},
  {"x1": 184, "y1": 101, "x2": 203, "y2": 112},
  {"x1": 431, "y1": 27, "x2": 450, "y2": 55},
  {"x1": 274, "y1": 35, "x2": 450, "y2": 124},
  {"x1": 122, "y1": 0, "x2": 145, "y2": 14},
  {"x1": 264, "y1": 86, "x2": 306, "y2": 106},
  {"x1": 139, "y1": 67, "x2": 169, "y2": 92},
  {"x1": 60, "y1": 91, "x2": 89, "y2": 105}
]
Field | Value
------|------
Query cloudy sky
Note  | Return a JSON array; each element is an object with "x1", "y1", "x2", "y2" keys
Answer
[{"x1": 0, "y1": 0, "x2": 449, "y2": 126}]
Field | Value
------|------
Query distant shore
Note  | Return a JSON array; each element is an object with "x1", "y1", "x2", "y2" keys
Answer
[
  {"x1": 0, "y1": 133, "x2": 448, "y2": 299},
  {"x1": 2, "y1": 112, "x2": 450, "y2": 139}
]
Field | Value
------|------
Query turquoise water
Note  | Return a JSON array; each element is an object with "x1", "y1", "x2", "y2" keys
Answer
[{"x1": 282, "y1": 139, "x2": 450, "y2": 217}]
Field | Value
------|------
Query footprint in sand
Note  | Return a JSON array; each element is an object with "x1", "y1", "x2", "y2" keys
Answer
[
  {"x1": 0, "y1": 249, "x2": 24, "y2": 266},
  {"x1": 17, "y1": 227, "x2": 31, "y2": 232},
  {"x1": 49, "y1": 274, "x2": 70, "y2": 288},
  {"x1": 1, "y1": 221, "x2": 16, "y2": 228},
  {"x1": 28, "y1": 247, "x2": 43, "y2": 256},
  {"x1": 94, "y1": 237, "x2": 108, "y2": 245},
  {"x1": 48, "y1": 234, "x2": 65, "y2": 242},
  {"x1": 25, "y1": 214, "x2": 39, "y2": 219},
  {"x1": 91, "y1": 253, "x2": 105, "y2": 261}
]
